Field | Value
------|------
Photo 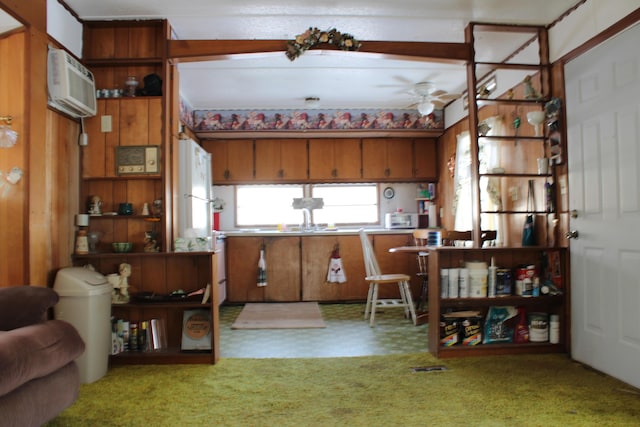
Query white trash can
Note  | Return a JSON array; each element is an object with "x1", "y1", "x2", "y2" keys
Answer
[{"x1": 54, "y1": 266, "x2": 112, "y2": 383}]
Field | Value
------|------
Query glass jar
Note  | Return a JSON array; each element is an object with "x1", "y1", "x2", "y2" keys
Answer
[{"x1": 125, "y1": 76, "x2": 138, "y2": 97}]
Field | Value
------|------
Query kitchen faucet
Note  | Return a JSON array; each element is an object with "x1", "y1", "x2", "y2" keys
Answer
[
  {"x1": 292, "y1": 197, "x2": 324, "y2": 232},
  {"x1": 302, "y1": 207, "x2": 312, "y2": 231}
]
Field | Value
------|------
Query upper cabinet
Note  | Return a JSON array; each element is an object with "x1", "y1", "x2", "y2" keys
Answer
[
  {"x1": 308, "y1": 138, "x2": 362, "y2": 181},
  {"x1": 254, "y1": 139, "x2": 308, "y2": 182},
  {"x1": 203, "y1": 139, "x2": 254, "y2": 183},
  {"x1": 362, "y1": 138, "x2": 414, "y2": 180},
  {"x1": 412, "y1": 138, "x2": 438, "y2": 180}
]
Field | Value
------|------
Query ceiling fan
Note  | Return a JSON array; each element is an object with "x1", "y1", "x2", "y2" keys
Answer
[{"x1": 407, "y1": 82, "x2": 461, "y2": 116}]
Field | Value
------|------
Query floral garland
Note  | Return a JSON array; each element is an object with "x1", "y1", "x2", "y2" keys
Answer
[{"x1": 286, "y1": 27, "x2": 361, "y2": 61}]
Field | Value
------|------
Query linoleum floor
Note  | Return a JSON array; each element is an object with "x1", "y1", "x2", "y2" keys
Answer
[{"x1": 219, "y1": 303, "x2": 428, "y2": 358}]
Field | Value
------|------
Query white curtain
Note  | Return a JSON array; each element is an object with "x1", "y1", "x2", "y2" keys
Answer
[
  {"x1": 452, "y1": 116, "x2": 505, "y2": 246},
  {"x1": 453, "y1": 131, "x2": 472, "y2": 231}
]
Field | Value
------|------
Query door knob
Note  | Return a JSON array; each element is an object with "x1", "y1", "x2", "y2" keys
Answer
[
  {"x1": 565, "y1": 230, "x2": 579, "y2": 239},
  {"x1": 570, "y1": 209, "x2": 578, "y2": 219}
]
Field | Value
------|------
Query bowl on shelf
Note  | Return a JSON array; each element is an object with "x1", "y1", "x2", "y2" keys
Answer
[{"x1": 112, "y1": 242, "x2": 133, "y2": 253}]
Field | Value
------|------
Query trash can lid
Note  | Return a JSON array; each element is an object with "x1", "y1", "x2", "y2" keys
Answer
[{"x1": 54, "y1": 266, "x2": 112, "y2": 296}]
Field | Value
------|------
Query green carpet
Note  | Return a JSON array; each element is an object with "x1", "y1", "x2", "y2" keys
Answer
[{"x1": 47, "y1": 353, "x2": 640, "y2": 426}]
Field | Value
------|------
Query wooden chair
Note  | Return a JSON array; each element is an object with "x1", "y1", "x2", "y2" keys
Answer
[
  {"x1": 441, "y1": 230, "x2": 473, "y2": 246},
  {"x1": 412, "y1": 229, "x2": 431, "y2": 312},
  {"x1": 359, "y1": 229, "x2": 416, "y2": 327}
]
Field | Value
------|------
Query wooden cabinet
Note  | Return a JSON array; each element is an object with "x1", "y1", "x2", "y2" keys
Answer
[
  {"x1": 308, "y1": 138, "x2": 362, "y2": 181},
  {"x1": 73, "y1": 252, "x2": 218, "y2": 364},
  {"x1": 202, "y1": 139, "x2": 254, "y2": 183},
  {"x1": 362, "y1": 138, "x2": 414, "y2": 180},
  {"x1": 412, "y1": 138, "x2": 438, "y2": 180},
  {"x1": 426, "y1": 247, "x2": 568, "y2": 358},
  {"x1": 226, "y1": 236, "x2": 301, "y2": 302},
  {"x1": 254, "y1": 139, "x2": 308, "y2": 182},
  {"x1": 300, "y1": 235, "x2": 367, "y2": 301},
  {"x1": 371, "y1": 234, "x2": 419, "y2": 298},
  {"x1": 227, "y1": 232, "x2": 416, "y2": 303}
]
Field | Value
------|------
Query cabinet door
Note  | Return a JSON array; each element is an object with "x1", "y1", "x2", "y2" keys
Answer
[
  {"x1": 413, "y1": 138, "x2": 437, "y2": 179},
  {"x1": 279, "y1": 139, "x2": 308, "y2": 180},
  {"x1": 385, "y1": 138, "x2": 414, "y2": 180},
  {"x1": 255, "y1": 139, "x2": 307, "y2": 181},
  {"x1": 226, "y1": 140, "x2": 254, "y2": 181},
  {"x1": 226, "y1": 237, "x2": 261, "y2": 302},
  {"x1": 226, "y1": 236, "x2": 301, "y2": 302},
  {"x1": 300, "y1": 235, "x2": 367, "y2": 301},
  {"x1": 254, "y1": 139, "x2": 281, "y2": 180},
  {"x1": 361, "y1": 138, "x2": 387, "y2": 179},
  {"x1": 263, "y1": 236, "x2": 301, "y2": 301},
  {"x1": 309, "y1": 138, "x2": 361, "y2": 180},
  {"x1": 362, "y1": 138, "x2": 413, "y2": 180},
  {"x1": 204, "y1": 140, "x2": 253, "y2": 183}
]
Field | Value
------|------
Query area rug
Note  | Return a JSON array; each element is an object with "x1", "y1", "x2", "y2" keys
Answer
[{"x1": 231, "y1": 302, "x2": 326, "y2": 329}]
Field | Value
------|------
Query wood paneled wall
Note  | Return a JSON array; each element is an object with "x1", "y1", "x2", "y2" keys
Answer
[{"x1": 0, "y1": 1, "x2": 80, "y2": 287}]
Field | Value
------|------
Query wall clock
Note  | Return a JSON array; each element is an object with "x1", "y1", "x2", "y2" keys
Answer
[{"x1": 383, "y1": 187, "x2": 395, "y2": 199}]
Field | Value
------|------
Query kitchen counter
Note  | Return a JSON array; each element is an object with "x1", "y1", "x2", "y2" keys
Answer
[
  {"x1": 224, "y1": 228, "x2": 415, "y2": 237},
  {"x1": 224, "y1": 230, "x2": 419, "y2": 303}
]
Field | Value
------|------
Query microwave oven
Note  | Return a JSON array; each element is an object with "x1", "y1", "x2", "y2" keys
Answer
[{"x1": 384, "y1": 212, "x2": 418, "y2": 229}]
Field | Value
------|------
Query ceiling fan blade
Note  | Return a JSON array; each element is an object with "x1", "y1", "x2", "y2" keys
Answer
[
  {"x1": 431, "y1": 100, "x2": 446, "y2": 109},
  {"x1": 436, "y1": 93, "x2": 462, "y2": 100},
  {"x1": 393, "y1": 75, "x2": 414, "y2": 85},
  {"x1": 430, "y1": 89, "x2": 447, "y2": 97}
]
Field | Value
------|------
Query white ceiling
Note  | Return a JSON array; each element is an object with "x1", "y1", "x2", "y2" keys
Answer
[{"x1": 7, "y1": 1, "x2": 582, "y2": 111}]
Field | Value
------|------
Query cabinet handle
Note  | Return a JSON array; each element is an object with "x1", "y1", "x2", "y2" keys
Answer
[
  {"x1": 332, "y1": 168, "x2": 337, "y2": 177},
  {"x1": 385, "y1": 168, "x2": 391, "y2": 177},
  {"x1": 224, "y1": 170, "x2": 230, "y2": 180},
  {"x1": 278, "y1": 169, "x2": 284, "y2": 178}
]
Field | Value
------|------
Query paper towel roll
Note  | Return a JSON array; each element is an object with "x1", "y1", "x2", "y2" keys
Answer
[{"x1": 428, "y1": 203, "x2": 437, "y2": 228}]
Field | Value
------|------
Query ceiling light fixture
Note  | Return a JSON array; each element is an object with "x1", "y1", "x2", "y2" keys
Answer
[
  {"x1": 416, "y1": 98, "x2": 434, "y2": 116},
  {"x1": 304, "y1": 97, "x2": 321, "y2": 109}
]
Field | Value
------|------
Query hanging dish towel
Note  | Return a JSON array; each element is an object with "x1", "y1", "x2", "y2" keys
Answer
[
  {"x1": 326, "y1": 244, "x2": 347, "y2": 283},
  {"x1": 257, "y1": 244, "x2": 267, "y2": 287}
]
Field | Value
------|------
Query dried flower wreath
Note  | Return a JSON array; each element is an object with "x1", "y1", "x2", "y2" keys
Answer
[{"x1": 286, "y1": 27, "x2": 361, "y2": 61}]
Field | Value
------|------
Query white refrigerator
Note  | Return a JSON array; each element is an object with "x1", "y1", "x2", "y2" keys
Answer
[{"x1": 176, "y1": 138, "x2": 213, "y2": 251}]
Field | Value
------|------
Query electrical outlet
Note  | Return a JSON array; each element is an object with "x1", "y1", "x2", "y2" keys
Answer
[{"x1": 101, "y1": 115, "x2": 112, "y2": 132}]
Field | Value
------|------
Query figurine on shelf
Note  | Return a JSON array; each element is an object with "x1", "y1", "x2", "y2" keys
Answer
[
  {"x1": 112, "y1": 263, "x2": 131, "y2": 304},
  {"x1": 523, "y1": 75, "x2": 541, "y2": 100},
  {"x1": 88, "y1": 195, "x2": 102, "y2": 216},
  {"x1": 144, "y1": 230, "x2": 160, "y2": 253}
]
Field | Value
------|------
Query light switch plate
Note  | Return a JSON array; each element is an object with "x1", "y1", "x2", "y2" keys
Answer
[{"x1": 101, "y1": 115, "x2": 112, "y2": 132}]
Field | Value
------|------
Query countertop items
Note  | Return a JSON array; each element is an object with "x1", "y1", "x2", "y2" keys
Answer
[{"x1": 225, "y1": 228, "x2": 414, "y2": 237}]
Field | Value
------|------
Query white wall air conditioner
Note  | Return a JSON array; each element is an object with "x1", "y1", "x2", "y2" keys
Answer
[{"x1": 47, "y1": 48, "x2": 97, "y2": 118}]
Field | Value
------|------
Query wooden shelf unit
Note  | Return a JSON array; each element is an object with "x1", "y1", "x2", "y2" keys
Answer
[
  {"x1": 426, "y1": 246, "x2": 568, "y2": 358},
  {"x1": 73, "y1": 251, "x2": 218, "y2": 365}
]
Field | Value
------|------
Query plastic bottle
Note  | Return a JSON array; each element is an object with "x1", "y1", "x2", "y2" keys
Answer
[
  {"x1": 488, "y1": 257, "x2": 497, "y2": 297},
  {"x1": 549, "y1": 314, "x2": 560, "y2": 344}
]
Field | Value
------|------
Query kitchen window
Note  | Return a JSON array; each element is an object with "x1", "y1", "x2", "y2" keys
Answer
[
  {"x1": 236, "y1": 185, "x2": 304, "y2": 226},
  {"x1": 311, "y1": 184, "x2": 378, "y2": 225},
  {"x1": 235, "y1": 184, "x2": 379, "y2": 227}
]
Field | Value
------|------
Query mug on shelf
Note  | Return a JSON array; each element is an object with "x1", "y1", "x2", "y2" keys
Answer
[{"x1": 118, "y1": 203, "x2": 133, "y2": 215}]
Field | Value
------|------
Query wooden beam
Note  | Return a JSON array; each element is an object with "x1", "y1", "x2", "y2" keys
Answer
[{"x1": 167, "y1": 39, "x2": 471, "y2": 64}]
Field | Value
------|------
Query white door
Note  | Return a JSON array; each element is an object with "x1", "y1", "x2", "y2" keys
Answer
[{"x1": 565, "y1": 23, "x2": 640, "y2": 389}]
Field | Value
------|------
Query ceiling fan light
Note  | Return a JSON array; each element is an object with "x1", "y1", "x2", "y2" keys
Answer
[{"x1": 417, "y1": 99, "x2": 434, "y2": 116}]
